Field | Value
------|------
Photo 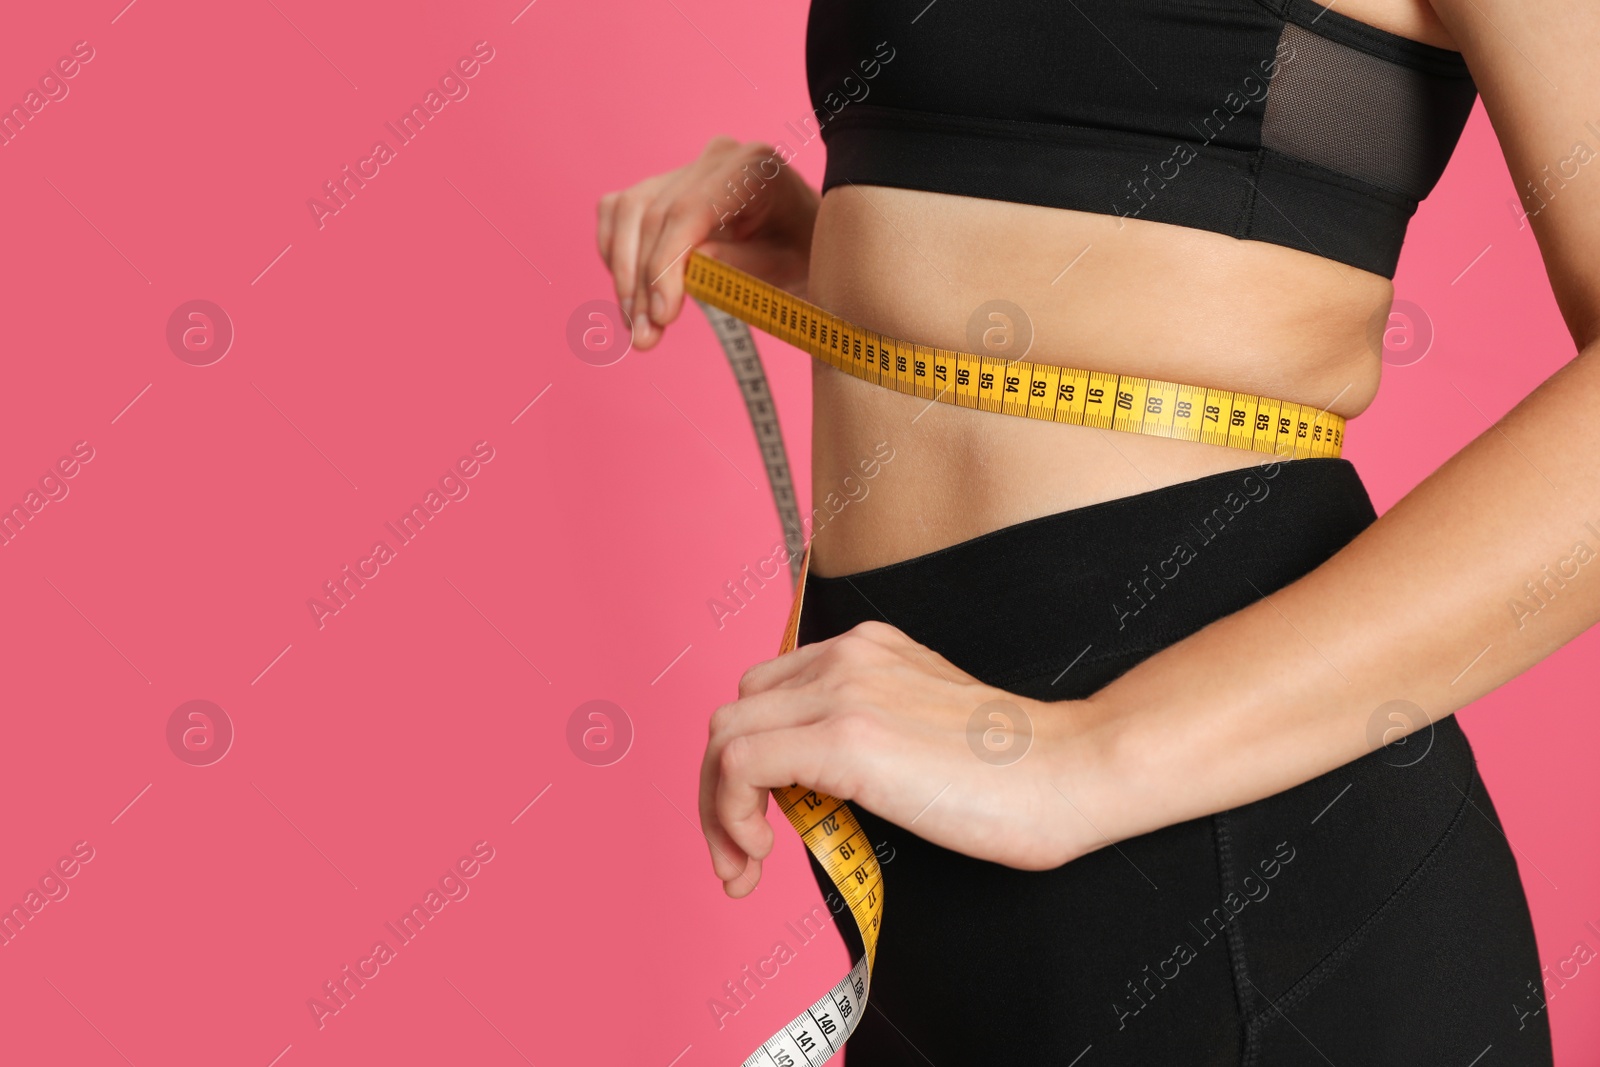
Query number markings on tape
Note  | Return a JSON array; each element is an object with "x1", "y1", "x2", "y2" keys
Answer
[{"x1": 684, "y1": 250, "x2": 1344, "y2": 458}]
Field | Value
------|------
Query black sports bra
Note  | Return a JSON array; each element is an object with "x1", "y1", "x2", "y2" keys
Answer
[{"x1": 804, "y1": 0, "x2": 1478, "y2": 278}]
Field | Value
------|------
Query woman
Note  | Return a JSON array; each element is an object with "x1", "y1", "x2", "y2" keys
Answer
[{"x1": 597, "y1": 0, "x2": 1592, "y2": 1061}]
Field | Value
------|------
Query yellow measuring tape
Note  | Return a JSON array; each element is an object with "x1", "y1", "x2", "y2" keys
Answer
[
  {"x1": 740, "y1": 542, "x2": 880, "y2": 1067},
  {"x1": 698, "y1": 245, "x2": 1343, "y2": 1064},
  {"x1": 684, "y1": 250, "x2": 1345, "y2": 458}
]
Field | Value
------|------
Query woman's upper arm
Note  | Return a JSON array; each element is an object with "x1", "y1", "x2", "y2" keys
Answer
[{"x1": 1430, "y1": 0, "x2": 1600, "y2": 347}]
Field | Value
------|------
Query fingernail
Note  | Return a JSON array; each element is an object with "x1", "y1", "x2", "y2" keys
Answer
[
  {"x1": 619, "y1": 295, "x2": 632, "y2": 320},
  {"x1": 650, "y1": 290, "x2": 666, "y2": 323}
]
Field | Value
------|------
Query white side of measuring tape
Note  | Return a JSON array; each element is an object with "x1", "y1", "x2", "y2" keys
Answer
[
  {"x1": 742, "y1": 956, "x2": 870, "y2": 1067},
  {"x1": 696, "y1": 300, "x2": 806, "y2": 586}
]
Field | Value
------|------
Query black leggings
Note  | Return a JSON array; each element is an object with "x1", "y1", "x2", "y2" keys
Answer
[{"x1": 796, "y1": 458, "x2": 1551, "y2": 1065}]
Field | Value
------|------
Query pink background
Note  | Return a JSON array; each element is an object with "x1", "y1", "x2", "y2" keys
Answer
[{"x1": 0, "y1": 1, "x2": 1594, "y2": 1064}]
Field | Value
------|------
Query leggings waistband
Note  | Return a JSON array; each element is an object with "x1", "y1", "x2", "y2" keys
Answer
[
  {"x1": 796, "y1": 456, "x2": 1377, "y2": 698},
  {"x1": 791, "y1": 456, "x2": 1548, "y2": 1064}
]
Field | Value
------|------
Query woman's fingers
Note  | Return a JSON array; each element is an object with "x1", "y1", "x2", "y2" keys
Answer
[
  {"x1": 635, "y1": 199, "x2": 706, "y2": 339},
  {"x1": 628, "y1": 170, "x2": 699, "y2": 349},
  {"x1": 700, "y1": 631, "x2": 915, "y2": 869},
  {"x1": 601, "y1": 172, "x2": 671, "y2": 320},
  {"x1": 736, "y1": 620, "x2": 923, "y2": 698},
  {"x1": 723, "y1": 856, "x2": 763, "y2": 899},
  {"x1": 699, "y1": 688, "x2": 833, "y2": 885},
  {"x1": 709, "y1": 688, "x2": 833, "y2": 745},
  {"x1": 596, "y1": 191, "x2": 618, "y2": 271},
  {"x1": 637, "y1": 148, "x2": 744, "y2": 332},
  {"x1": 631, "y1": 139, "x2": 740, "y2": 347},
  {"x1": 604, "y1": 189, "x2": 649, "y2": 320},
  {"x1": 696, "y1": 762, "x2": 763, "y2": 899},
  {"x1": 716, "y1": 720, "x2": 863, "y2": 862},
  {"x1": 734, "y1": 640, "x2": 833, "y2": 697},
  {"x1": 594, "y1": 134, "x2": 817, "y2": 354},
  {"x1": 694, "y1": 738, "x2": 766, "y2": 897},
  {"x1": 698, "y1": 730, "x2": 752, "y2": 880}
]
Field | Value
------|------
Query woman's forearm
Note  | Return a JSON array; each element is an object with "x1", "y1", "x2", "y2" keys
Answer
[{"x1": 1080, "y1": 340, "x2": 1600, "y2": 844}]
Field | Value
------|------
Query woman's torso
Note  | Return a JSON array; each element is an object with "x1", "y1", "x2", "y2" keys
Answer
[{"x1": 806, "y1": 0, "x2": 1460, "y2": 576}]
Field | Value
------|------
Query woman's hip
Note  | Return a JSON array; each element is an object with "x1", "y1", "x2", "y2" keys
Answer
[{"x1": 794, "y1": 457, "x2": 1549, "y2": 1063}]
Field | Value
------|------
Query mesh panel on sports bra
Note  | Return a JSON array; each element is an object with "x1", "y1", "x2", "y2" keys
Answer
[
  {"x1": 804, "y1": 0, "x2": 1480, "y2": 277},
  {"x1": 1262, "y1": 21, "x2": 1467, "y2": 200}
]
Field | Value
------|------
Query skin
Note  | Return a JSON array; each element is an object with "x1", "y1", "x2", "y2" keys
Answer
[{"x1": 596, "y1": 0, "x2": 1600, "y2": 897}]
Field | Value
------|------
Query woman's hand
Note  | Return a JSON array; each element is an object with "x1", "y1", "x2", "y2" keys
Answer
[
  {"x1": 596, "y1": 136, "x2": 820, "y2": 350},
  {"x1": 697, "y1": 620, "x2": 1127, "y2": 897}
]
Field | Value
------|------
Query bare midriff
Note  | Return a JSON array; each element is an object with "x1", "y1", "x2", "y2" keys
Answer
[
  {"x1": 805, "y1": 187, "x2": 1394, "y2": 575},
  {"x1": 804, "y1": 0, "x2": 1460, "y2": 577}
]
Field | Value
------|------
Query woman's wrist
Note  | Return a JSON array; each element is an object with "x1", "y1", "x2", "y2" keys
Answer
[
  {"x1": 1031, "y1": 690, "x2": 1150, "y2": 867},
  {"x1": 1033, "y1": 678, "x2": 1261, "y2": 868},
  {"x1": 1044, "y1": 600, "x2": 1377, "y2": 863}
]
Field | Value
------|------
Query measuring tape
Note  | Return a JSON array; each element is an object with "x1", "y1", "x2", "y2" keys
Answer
[
  {"x1": 693, "y1": 298, "x2": 881, "y2": 1066},
  {"x1": 741, "y1": 542, "x2": 880, "y2": 1067},
  {"x1": 696, "y1": 301, "x2": 806, "y2": 585},
  {"x1": 692, "y1": 240, "x2": 1343, "y2": 1063},
  {"x1": 685, "y1": 249, "x2": 1345, "y2": 458}
]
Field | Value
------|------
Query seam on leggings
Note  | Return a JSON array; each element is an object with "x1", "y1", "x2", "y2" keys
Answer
[
  {"x1": 1213, "y1": 812, "x2": 1261, "y2": 1067},
  {"x1": 1242, "y1": 759, "x2": 1479, "y2": 1037}
]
